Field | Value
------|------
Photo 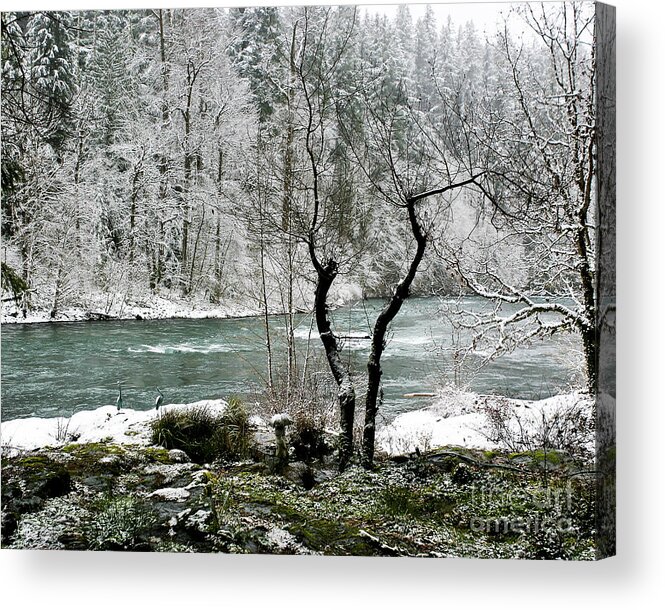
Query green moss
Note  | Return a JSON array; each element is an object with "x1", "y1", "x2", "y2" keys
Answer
[
  {"x1": 3, "y1": 435, "x2": 595, "y2": 558},
  {"x1": 17, "y1": 455, "x2": 55, "y2": 469},
  {"x1": 379, "y1": 485, "x2": 456, "y2": 524},
  {"x1": 62, "y1": 442, "x2": 125, "y2": 456},
  {"x1": 6, "y1": 454, "x2": 71, "y2": 500},
  {"x1": 143, "y1": 447, "x2": 172, "y2": 464},
  {"x1": 381, "y1": 486, "x2": 421, "y2": 518},
  {"x1": 509, "y1": 449, "x2": 564, "y2": 465},
  {"x1": 437, "y1": 445, "x2": 476, "y2": 457},
  {"x1": 270, "y1": 503, "x2": 375, "y2": 555},
  {"x1": 292, "y1": 518, "x2": 361, "y2": 552},
  {"x1": 59, "y1": 442, "x2": 128, "y2": 477}
]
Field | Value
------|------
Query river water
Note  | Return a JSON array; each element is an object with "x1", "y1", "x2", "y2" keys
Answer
[{"x1": 1, "y1": 297, "x2": 580, "y2": 422}]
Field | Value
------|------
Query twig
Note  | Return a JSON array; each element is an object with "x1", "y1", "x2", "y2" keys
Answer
[{"x1": 358, "y1": 529, "x2": 403, "y2": 556}]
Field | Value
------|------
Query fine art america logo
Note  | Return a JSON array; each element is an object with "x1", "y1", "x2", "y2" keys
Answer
[{"x1": 467, "y1": 482, "x2": 577, "y2": 535}]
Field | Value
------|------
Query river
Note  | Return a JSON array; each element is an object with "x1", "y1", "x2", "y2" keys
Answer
[{"x1": 0, "y1": 297, "x2": 580, "y2": 421}]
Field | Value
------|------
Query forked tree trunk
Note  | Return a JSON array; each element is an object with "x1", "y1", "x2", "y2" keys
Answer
[
  {"x1": 360, "y1": 175, "x2": 481, "y2": 468},
  {"x1": 298, "y1": 12, "x2": 356, "y2": 470}
]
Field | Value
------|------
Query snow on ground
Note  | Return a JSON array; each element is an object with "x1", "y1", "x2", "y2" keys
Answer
[
  {"x1": 377, "y1": 390, "x2": 594, "y2": 455},
  {"x1": 1, "y1": 280, "x2": 364, "y2": 325},
  {"x1": 0, "y1": 294, "x2": 259, "y2": 325},
  {"x1": 1, "y1": 399, "x2": 229, "y2": 455},
  {"x1": 1, "y1": 389, "x2": 595, "y2": 459}
]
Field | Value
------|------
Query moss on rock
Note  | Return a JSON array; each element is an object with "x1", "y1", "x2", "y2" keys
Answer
[{"x1": 1, "y1": 441, "x2": 597, "y2": 558}]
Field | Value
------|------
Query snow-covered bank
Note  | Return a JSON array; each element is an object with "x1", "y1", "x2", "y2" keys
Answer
[
  {"x1": 378, "y1": 390, "x2": 594, "y2": 456},
  {"x1": 0, "y1": 294, "x2": 260, "y2": 325},
  {"x1": 1, "y1": 399, "x2": 229, "y2": 455},
  {"x1": 2, "y1": 390, "x2": 595, "y2": 460},
  {"x1": 1, "y1": 281, "x2": 365, "y2": 325}
]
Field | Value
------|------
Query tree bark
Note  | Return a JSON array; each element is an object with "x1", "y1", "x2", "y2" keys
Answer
[
  {"x1": 594, "y1": 1, "x2": 616, "y2": 559},
  {"x1": 153, "y1": 9, "x2": 170, "y2": 291},
  {"x1": 181, "y1": 84, "x2": 192, "y2": 295},
  {"x1": 312, "y1": 255, "x2": 356, "y2": 471},
  {"x1": 299, "y1": 10, "x2": 356, "y2": 470},
  {"x1": 361, "y1": 198, "x2": 427, "y2": 468},
  {"x1": 257, "y1": 135, "x2": 274, "y2": 389}
]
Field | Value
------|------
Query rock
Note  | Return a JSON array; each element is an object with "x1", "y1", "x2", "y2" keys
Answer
[
  {"x1": 84, "y1": 311, "x2": 114, "y2": 321},
  {"x1": 186, "y1": 470, "x2": 213, "y2": 487},
  {"x1": 149, "y1": 487, "x2": 191, "y2": 502},
  {"x1": 283, "y1": 461, "x2": 311, "y2": 487},
  {"x1": 168, "y1": 449, "x2": 190, "y2": 463},
  {"x1": 2, "y1": 455, "x2": 72, "y2": 516},
  {"x1": 57, "y1": 532, "x2": 87, "y2": 550},
  {"x1": 99, "y1": 454, "x2": 123, "y2": 469},
  {"x1": 184, "y1": 509, "x2": 214, "y2": 534},
  {"x1": 311, "y1": 467, "x2": 336, "y2": 486},
  {"x1": 282, "y1": 461, "x2": 335, "y2": 490},
  {"x1": 141, "y1": 462, "x2": 198, "y2": 487},
  {"x1": 1, "y1": 511, "x2": 19, "y2": 545},
  {"x1": 263, "y1": 526, "x2": 313, "y2": 554}
]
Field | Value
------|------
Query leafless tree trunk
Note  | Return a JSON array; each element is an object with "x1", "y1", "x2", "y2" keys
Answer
[
  {"x1": 361, "y1": 176, "x2": 483, "y2": 468},
  {"x1": 297, "y1": 9, "x2": 357, "y2": 469},
  {"x1": 283, "y1": 23, "x2": 298, "y2": 392}
]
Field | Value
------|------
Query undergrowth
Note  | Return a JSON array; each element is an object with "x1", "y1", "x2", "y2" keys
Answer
[{"x1": 150, "y1": 397, "x2": 252, "y2": 463}]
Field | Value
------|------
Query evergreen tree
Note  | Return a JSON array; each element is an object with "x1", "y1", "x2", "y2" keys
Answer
[
  {"x1": 26, "y1": 11, "x2": 77, "y2": 151},
  {"x1": 228, "y1": 7, "x2": 284, "y2": 123},
  {"x1": 88, "y1": 12, "x2": 137, "y2": 147}
]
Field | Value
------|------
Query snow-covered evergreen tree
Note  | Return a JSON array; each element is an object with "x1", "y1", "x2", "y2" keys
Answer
[{"x1": 26, "y1": 11, "x2": 77, "y2": 151}]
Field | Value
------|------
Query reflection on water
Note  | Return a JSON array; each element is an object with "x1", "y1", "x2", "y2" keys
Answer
[{"x1": 0, "y1": 297, "x2": 581, "y2": 421}]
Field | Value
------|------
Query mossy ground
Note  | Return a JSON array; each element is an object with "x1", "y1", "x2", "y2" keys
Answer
[{"x1": 1, "y1": 441, "x2": 597, "y2": 558}]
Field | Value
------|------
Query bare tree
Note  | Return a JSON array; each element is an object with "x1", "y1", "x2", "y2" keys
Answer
[
  {"x1": 346, "y1": 79, "x2": 487, "y2": 466},
  {"x1": 436, "y1": 2, "x2": 599, "y2": 392},
  {"x1": 295, "y1": 6, "x2": 360, "y2": 470}
]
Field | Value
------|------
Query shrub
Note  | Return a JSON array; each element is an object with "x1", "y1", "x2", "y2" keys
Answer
[
  {"x1": 151, "y1": 398, "x2": 252, "y2": 464},
  {"x1": 478, "y1": 396, "x2": 594, "y2": 461},
  {"x1": 258, "y1": 366, "x2": 336, "y2": 462},
  {"x1": 214, "y1": 396, "x2": 253, "y2": 460},
  {"x1": 381, "y1": 486, "x2": 421, "y2": 518},
  {"x1": 290, "y1": 408, "x2": 332, "y2": 461},
  {"x1": 84, "y1": 496, "x2": 157, "y2": 551}
]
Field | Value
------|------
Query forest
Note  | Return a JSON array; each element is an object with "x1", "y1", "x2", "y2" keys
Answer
[{"x1": 1, "y1": 3, "x2": 608, "y2": 558}]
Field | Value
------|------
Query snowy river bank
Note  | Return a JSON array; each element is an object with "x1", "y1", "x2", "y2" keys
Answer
[
  {"x1": 0, "y1": 281, "x2": 365, "y2": 325},
  {"x1": 1, "y1": 295, "x2": 263, "y2": 325},
  {"x1": 1, "y1": 390, "x2": 594, "y2": 458}
]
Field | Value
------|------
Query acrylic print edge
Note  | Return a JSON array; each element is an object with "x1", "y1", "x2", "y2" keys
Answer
[{"x1": 595, "y1": 0, "x2": 616, "y2": 560}]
